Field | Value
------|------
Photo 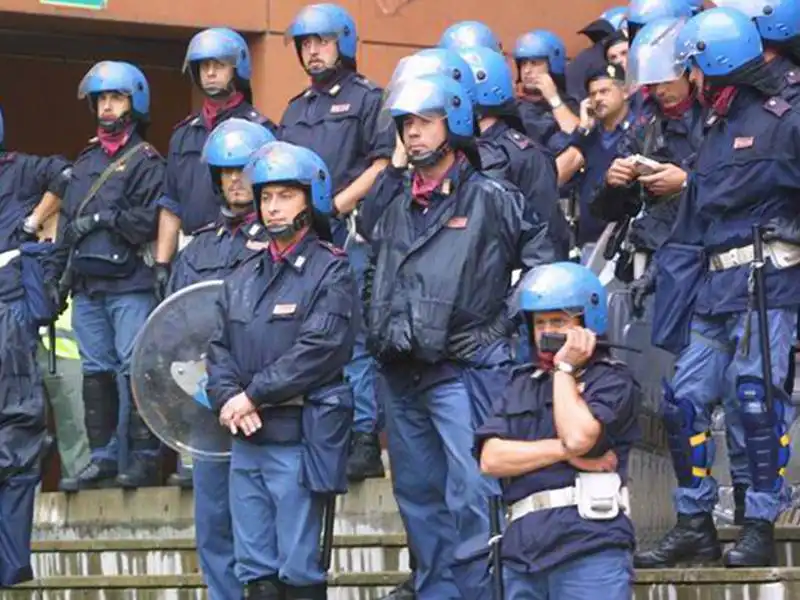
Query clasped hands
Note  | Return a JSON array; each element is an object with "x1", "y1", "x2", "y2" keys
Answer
[{"x1": 219, "y1": 391, "x2": 262, "y2": 437}]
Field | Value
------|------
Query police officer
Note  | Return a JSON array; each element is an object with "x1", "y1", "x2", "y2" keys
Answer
[
  {"x1": 281, "y1": 3, "x2": 393, "y2": 481},
  {"x1": 591, "y1": 17, "x2": 704, "y2": 287},
  {"x1": 559, "y1": 64, "x2": 636, "y2": 251},
  {"x1": 165, "y1": 118, "x2": 274, "y2": 600},
  {"x1": 0, "y1": 106, "x2": 70, "y2": 587},
  {"x1": 438, "y1": 20, "x2": 503, "y2": 53},
  {"x1": 358, "y1": 72, "x2": 555, "y2": 599},
  {"x1": 154, "y1": 28, "x2": 278, "y2": 301},
  {"x1": 634, "y1": 7, "x2": 800, "y2": 568},
  {"x1": 207, "y1": 141, "x2": 358, "y2": 600},
  {"x1": 476, "y1": 262, "x2": 640, "y2": 600},
  {"x1": 56, "y1": 61, "x2": 163, "y2": 489},
  {"x1": 459, "y1": 45, "x2": 570, "y2": 260},
  {"x1": 512, "y1": 30, "x2": 580, "y2": 155}
]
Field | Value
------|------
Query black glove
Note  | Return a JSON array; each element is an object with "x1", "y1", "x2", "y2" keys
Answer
[
  {"x1": 762, "y1": 216, "x2": 800, "y2": 245},
  {"x1": 45, "y1": 281, "x2": 68, "y2": 317},
  {"x1": 447, "y1": 313, "x2": 514, "y2": 362},
  {"x1": 629, "y1": 266, "x2": 656, "y2": 316},
  {"x1": 154, "y1": 262, "x2": 171, "y2": 303},
  {"x1": 63, "y1": 213, "x2": 106, "y2": 246}
]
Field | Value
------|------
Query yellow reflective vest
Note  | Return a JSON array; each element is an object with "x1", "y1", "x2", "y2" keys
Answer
[{"x1": 40, "y1": 298, "x2": 80, "y2": 361}]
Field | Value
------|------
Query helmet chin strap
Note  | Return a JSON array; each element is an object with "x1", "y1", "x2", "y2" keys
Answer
[
  {"x1": 202, "y1": 79, "x2": 236, "y2": 100},
  {"x1": 98, "y1": 112, "x2": 132, "y2": 133},
  {"x1": 408, "y1": 141, "x2": 449, "y2": 169},
  {"x1": 266, "y1": 208, "x2": 312, "y2": 241}
]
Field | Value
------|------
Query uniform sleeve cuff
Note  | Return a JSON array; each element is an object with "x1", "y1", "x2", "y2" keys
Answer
[{"x1": 156, "y1": 194, "x2": 181, "y2": 218}]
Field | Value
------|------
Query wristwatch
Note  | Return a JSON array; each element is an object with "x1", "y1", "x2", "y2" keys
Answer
[
  {"x1": 548, "y1": 96, "x2": 564, "y2": 110},
  {"x1": 554, "y1": 361, "x2": 576, "y2": 375}
]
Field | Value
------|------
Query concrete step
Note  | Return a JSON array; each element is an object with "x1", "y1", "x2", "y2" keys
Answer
[
  {"x1": 6, "y1": 569, "x2": 800, "y2": 599},
  {"x1": 33, "y1": 479, "x2": 404, "y2": 540},
  {"x1": 30, "y1": 535, "x2": 409, "y2": 578}
]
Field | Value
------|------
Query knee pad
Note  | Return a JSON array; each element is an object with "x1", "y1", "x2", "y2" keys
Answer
[
  {"x1": 661, "y1": 379, "x2": 712, "y2": 488},
  {"x1": 737, "y1": 376, "x2": 791, "y2": 493}
]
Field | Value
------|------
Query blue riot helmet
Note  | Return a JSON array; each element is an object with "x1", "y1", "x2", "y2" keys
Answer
[
  {"x1": 385, "y1": 73, "x2": 480, "y2": 168},
  {"x1": 627, "y1": 17, "x2": 689, "y2": 88},
  {"x1": 77, "y1": 60, "x2": 150, "y2": 122},
  {"x1": 183, "y1": 28, "x2": 252, "y2": 96},
  {"x1": 714, "y1": 0, "x2": 800, "y2": 42},
  {"x1": 439, "y1": 21, "x2": 503, "y2": 52},
  {"x1": 286, "y1": 3, "x2": 358, "y2": 76},
  {"x1": 389, "y1": 49, "x2": 478, "y2": 103},
  {"x1": 458, "y1": 46, "x2": 526, "y2": 132},
  {"x1": 513, "y1": 30, "x2": 568, "y2": 75},
  {"x1": 602, "y1": 6, "x2": 629, "y2": 29},
  {"x1": 201, "y1": 118, "x2": 277, "y2": 202},
  {"x1": 676, "y1": 7, "x2": 763, "y2": 77},
  {"x1": 628, "y1": 0, "x2": 694, "y2": 39},
  {"x1": 244, "y1": 141, "x2": 333, "y2": 239},
  {"x1": 517, "y1": 262, "x2": 608, "y2": 335}
]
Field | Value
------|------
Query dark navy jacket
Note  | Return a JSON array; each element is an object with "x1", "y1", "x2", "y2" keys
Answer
[
  {"x1": 0, "y1": 152, "x2": 70, "y2": 303},
  {"x1": 280, "y1": 71, "x2": 395, "y2": 196},
  {"x1": 158, "y1": 103, "x2": 278, "y2": 235},
  {"x1": 570, "y1": 110, "x2": 637, "y2": 245},
  {"x1": 58, "y1": 133, "x2": 163, "y2": 296},
  {"x1": 358, "y1": 160, "x2": 556, "y2": 366},
  {"x1": 517, "y1": 97, "x2": 576, "y2": 156},
  {"x1": 206, "y1": 232, "x2": 358, "y2": 445},
  {"x1": 668, "y1": 86, "x2": 800, "y2": 315},
  {"x1": 166, "y1": 214, "x2": 269, "y2": 294},
  {"x1": 591, "y1": 96, "x2": 705, "y2": 252},
  {"x1": 475, "y1": 359, "x2": 641, "y2": 572},
  {"x1": 478, "y1": 120, "x2": 569, "y2": 259}
]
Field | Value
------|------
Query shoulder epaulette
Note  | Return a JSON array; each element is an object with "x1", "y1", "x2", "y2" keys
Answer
[
  {"x1": 764, "y1": 96, "x2": 792, "y2": 118},
  {"x1": 318, "y1": 239, "x2": 347, "y2": 256},
  {"x1": 173, "y1": 114, "x2": 201, "y2": 130},
  {"x1": 505, "y1": 129, "x2": 533, "y2": 150},
  {"x1": 353, "y1": 75, "x2": 379, "y2": 92}
]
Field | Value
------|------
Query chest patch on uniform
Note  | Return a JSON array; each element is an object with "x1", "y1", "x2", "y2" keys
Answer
[
  {"x1": 330, "y1": 103, "x2": 351, "y2": 114},
  {"x1": 273, "y1": 303, "x2": 297, "y2": 316},
  {"x1": 294, "y1": 255, "x2": 306, "y2": 269},
  {"x1": 733, "y1": 136, "x2": 754, "y2": 150},
  {"x1": 445, "y1": 216, "x2": 468, "y2": 229}
]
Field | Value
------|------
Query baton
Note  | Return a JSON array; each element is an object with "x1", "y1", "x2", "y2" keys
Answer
[
  {"x1": 48, "y1": 322, "x2": 57, "y2": 375},
  {"x1": 752, "y1": 225, "x2": 774, "y2": 413},
  {"x1": 489, "y1": 495, "x2": 505, "y2": 599},
  {"x1": 320, "y1": 494, "x2": 337, "y2": 571}
]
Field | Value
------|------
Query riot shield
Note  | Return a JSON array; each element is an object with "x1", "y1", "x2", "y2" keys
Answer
[{"x1": 130, "y1": 280, "x2": 231, "y2": 461}]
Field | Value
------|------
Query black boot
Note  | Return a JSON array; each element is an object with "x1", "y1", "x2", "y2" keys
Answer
[
  {"x1": 284, "y1": 583, "x2": 326, "y2": 600},
  {"x1": 634, "y1": 513, "x2": 721, "y2": 568},
  {"x1": 723, "y1": 518, "x2": 775, "y2": 567},
  {"x1": 245, "y1": 576, "x2": 284, "y2": 600},
  {"x1": 733, "y1": 484, "x2": 748, "y2": 526},
  {"x1": 117, "y1": 378, "x2": 161, "y2": 489},
  {"x1": 167, "y1": 471, "x2": 194, "y2": 489},
  {"x1": 60, "y1": 372, "x2": 119, "y2": 492},
  {"x1": 346, "y1": 432, "x2": 385, "y2": 482},
  {"x1": 379, "y1": 576, "x2": 416, "y2": 599}
]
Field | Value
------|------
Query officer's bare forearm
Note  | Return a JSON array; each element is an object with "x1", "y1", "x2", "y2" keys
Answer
[
  {"x1": 552, "y1": 104, "x2": 580, "y2": 134},
  {"x1": 335, "y1": 159, "x2": 390, "y2": 215},
  {"x1": 557, "y1": 148, "x2": 585, "y2": 186},
  {"x1": 155, "y1": 209, "x2": 181, "y2": 263},
  {"x1": 31, "y1": 192, "x2": 61, "y2": 228},
  {"x1": 553, "y1": 371, "x2": 601, "y2": 455},
  {"x1": 480, "y1": 437, "x2": 571, "y2": 477}
]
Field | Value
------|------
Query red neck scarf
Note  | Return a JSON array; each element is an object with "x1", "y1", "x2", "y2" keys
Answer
[
  {"x1": 97, "y1": 124, "x2": 134, "y2": 157},
  {"x1": 700, "y1": 84, "x2": 738, "y2": 116},
  {"x1": 268, "y1": 228, "x2": 309, "y2": 263},
  {"x1": 537, "y1": 351, "x2": 555, "y2": 372},
  {"x1": 410, "y1": 154, "x2": 463, "y2": 208},
  {"x1": 202, "y1": 91, "x2": 245, "y2": 130}
]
